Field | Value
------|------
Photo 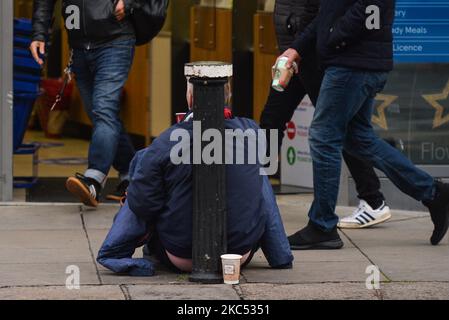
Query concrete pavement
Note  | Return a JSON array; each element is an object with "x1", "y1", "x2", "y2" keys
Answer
[{"x1": 0, "y1": 194, "x2": 448, "y2": 300}]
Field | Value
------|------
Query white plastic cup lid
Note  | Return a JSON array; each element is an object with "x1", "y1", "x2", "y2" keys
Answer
[{"x1": 221, "y1": 254, "x2": 242, "y2": 260}]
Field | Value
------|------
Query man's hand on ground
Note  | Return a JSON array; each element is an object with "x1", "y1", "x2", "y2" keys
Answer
[
  {"x1": 278, "y1": 49, "x2": 301, "y2": 73},
  {"x1": 115, "y1": 0, "x2": 126, "y2": 21},
  {"x1": 29, "y1": 41, "x2": 45, "y2": 66}
]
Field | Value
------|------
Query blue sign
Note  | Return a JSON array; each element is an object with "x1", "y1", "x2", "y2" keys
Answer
[{"x1": 394, "y1": 0, "x2": 449, "y2": 63}]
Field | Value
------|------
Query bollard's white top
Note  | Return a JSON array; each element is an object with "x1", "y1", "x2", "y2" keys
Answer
[{"x1": 185, "y1": 61, "x2": 233, "y2": 78}]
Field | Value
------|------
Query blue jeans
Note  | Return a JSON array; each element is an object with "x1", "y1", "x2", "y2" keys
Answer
[
  {"x1": 97, "y1": 181, "x2": 292, "y2": 276},
  {"x1": 72, "y1": 38, "x2": 136, "y2": 185},
  {"x1": 308, "y1": 66, "x2": 436, "y2": 231},
  {"x1": 260, "y1": 175, "x2": 294, "y2": 267}
]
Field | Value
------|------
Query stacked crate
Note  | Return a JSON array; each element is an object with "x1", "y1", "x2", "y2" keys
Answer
[{"x1": 13, "y1": 18, "x2": 42, "y2": 188}]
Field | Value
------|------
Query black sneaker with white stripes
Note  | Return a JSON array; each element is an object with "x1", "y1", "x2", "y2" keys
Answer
[
  {"x1": 66, "y1": 173, "x2": 102, "y2": 207},
  {"x1": 337, "y1": 200, "x2": 391, "y2": 229}
]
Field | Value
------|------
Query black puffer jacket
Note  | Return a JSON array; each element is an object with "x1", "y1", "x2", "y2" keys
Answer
[
  {"x1": 274, "y1": 0, "x2": 320, "y2": 52},
  {"x1": 290, "y1": 0, "x2": 395, "y2": 71},
  {"x1": 32, "y1": 0, "x2": 136, "y2": 49}
]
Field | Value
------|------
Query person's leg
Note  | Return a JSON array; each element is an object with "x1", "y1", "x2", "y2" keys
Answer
[
  {"x1": 342, "y1": 73, "x2": 449, "y2": 245},
  {"x1": 85, "y1": 39, "x2": 135, "y2": 186},
  {"x1": 97, "y1": 200, "x2": 154, "y2": 276},
  {"x1": 66, "y1": 49, "x2": 105, "y2": 206},
  {"x1": 259, "y1": 175, "x2": 294, "y2": 267},
  {"x1": 71, "y1": 49, "x2": 95, "y2": 116},
  {"x1": 338, "y1": 149, "x2": 391, "y2": 229},
  {"x1": 259, "y1": 75, "x2": 307, "y2": 150},
  {"x1": 301, "y1": 54, "x2": 387, "y2": 213},
  {"x1": 345, "y1": 126, "x2": 435, "y2": 201},
  {"x1": 72, "y1": 46, "x2": 135, "y2": 189},
  {"x1": 288, "y1": 67, "x2": 383, "y2": 249},
  {"x1": 297, "y1": 53, "x2": 323, "y2": 107},
  {"x1": 112, "y1": 129, "x2": 136, "y2": 182},
  {"x1": 307, "y1": 67, "x2": 372, "y2": 231},
  {"x1": 342, "y1": 151, "x2": 385, "y2": 208},
  {"x1": 105, "y1": 129, "x2": 136, "y2": 201},
  {"x1": 343, "y1": 72, "x2": 435, "y2": 203}
]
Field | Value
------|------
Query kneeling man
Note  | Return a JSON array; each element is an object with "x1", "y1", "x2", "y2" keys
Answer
[{"x1": 97, "y1": 79, "x2": 293, "y2": 275}]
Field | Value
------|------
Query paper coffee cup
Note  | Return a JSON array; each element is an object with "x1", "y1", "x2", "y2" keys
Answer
[
  {"x1": 175, "y1": 112, "x2": 187, "y2": 123},
  {"x1": 221, "y1": 254, "x2": 242, "y2": 285}
]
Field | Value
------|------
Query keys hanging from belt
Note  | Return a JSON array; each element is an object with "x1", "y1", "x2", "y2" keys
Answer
[{"x1": 51, "y1": 50, "x2": 74, "y2": 111}]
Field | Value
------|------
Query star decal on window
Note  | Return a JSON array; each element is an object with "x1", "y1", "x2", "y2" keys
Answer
[
  {"x1": 372, "y1": 94, "x2": 398, "y2": 130},
  {"x1": 422, "y1": 79, "x2": 449, "y2": 129}
]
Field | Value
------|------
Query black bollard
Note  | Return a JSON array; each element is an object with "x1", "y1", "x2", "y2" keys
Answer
[{"x1": 186, "y1": 62, "x2": 232, "y2": 284}]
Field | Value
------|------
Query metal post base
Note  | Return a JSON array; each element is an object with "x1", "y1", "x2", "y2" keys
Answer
[{"x1": 189, "y1": 271, "x2": 223, "y2": 284}]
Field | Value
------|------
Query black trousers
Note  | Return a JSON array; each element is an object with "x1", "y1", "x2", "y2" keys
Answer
[{"x1": 259, "y1": 54, "x2": 385, "y2": 204}]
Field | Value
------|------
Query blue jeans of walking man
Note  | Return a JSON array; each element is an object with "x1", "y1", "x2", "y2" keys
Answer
[
  {"x1": 308, "y1": 67, "x2": 435, "y2": 231},
  {"x1": 72, "y1": 38, "x2": 136, "y2": 188}
]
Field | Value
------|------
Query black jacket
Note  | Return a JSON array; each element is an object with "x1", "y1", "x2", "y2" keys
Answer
[
  {"x1": 32, "y1": 0, "x2": 136, "y2": 49},
  {"x1": 274, "y1": 0, "x2": 320, "y2": 52},
  {"x1": 290, "y1": 0, "x2": 395, "y2": 71}
]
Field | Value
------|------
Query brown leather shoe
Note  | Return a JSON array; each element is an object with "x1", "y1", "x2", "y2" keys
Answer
[{"x1": 106, "y1": 180, "x2": 129, "y2": 202}]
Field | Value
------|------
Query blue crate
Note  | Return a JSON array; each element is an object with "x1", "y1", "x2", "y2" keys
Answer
[
  {"x1": 14, "y1": 48, "x2": 33, "y2": 58},
  {"x1": 13, "y1": 92, "x2": 40, "y2": 152},
  {"x1": 14, "y1": 56, "x2": 42, "y2": 76},
  {"x1": 14, "y1": 18, "x2": 33, "y2": 36},
  {"x1": 14, "y1": 72, "x2": 41, "y2": 84},
  {"x1": 14, "y1": 80, "x2": 39, "y2": 94},
  {"x1": 13, "y1": 143, "x2": 41, "y2": 189},
  {"x1": 14, "y1": 36, "x2": 32, "y2": 49}
]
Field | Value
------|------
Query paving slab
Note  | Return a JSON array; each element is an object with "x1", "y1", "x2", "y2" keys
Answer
[
  {"x1": 380, "y1": 282, "x2": 449, "y2": 300},
  {"x1": 0, "y1": 205, "x2": 82, "y2": 230},
  {"x1": 0, "y1": 285, "x2": 125, "y2": 300},
  {"x1": 277, "y1": 204, "x2": 310, "y2": 236},
  {"x1": 240, "y1": 283, "x2": 379, "y2": 300},
  {"x1": 275, "y1": 194, "x2": 314, "y2": 207},
  {"x1": 85, "y1": 228, "x2": 110, "y2": 256},
  {"x1": 242, "y1": 260, "x2": 382, "y2": 284},
  {"x1": 81, "y1": 205, "x2": 119, "y2": 229},
  {"x1": 126, "y1": 284, "x2": 240, "y2": 300},
  {"x1": 243, "y1": 247, "x2": 383, "y2": 285},
  {"x1": 0, "y1": 262, "x2": 100, "y2": 286},
  {"x1": 12, "y1": 189, "x2": 26, "y2": 202},
  {"x1": 248, "y1": 235, "x2": 366, "y2": 265},
  {"x1": 0, "y1": 230, "x2": 93, "y2": 264},
  {"x1": 0, "y1": 199, "x2": 447, "y2": 299},
  {"x1": 342, "y1": 217, "x2": 449, "y2": 282},
  {"x1": 242, "y1": 226, "x2": 384, "y2": 284},
  {"x1": 99, "y1": 267, "x2": 184, "y2": 285}
]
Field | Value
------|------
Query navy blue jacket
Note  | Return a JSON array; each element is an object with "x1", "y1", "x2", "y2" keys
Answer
[
  {"x1": 126, "y1": 117, "x2": 268, "y2": 259},
  {"x1": 290, "y1": 0, "x2": 396, "y2": 71}
]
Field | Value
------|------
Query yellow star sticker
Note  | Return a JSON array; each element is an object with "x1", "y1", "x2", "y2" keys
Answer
[
  {"x1": 372, "y1": 94, "x2": 398, "y2": 130},
  {"x1": 422, "y1": 79, "x2": 449, "y2": 129}
]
